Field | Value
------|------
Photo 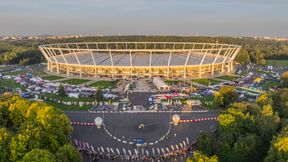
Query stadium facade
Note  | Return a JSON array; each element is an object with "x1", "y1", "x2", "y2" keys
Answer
[{"x1": 39, "y1": 42, "x2": 241, "y2": 79}]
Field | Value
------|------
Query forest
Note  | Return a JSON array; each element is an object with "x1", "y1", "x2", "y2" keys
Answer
[
  {"x1": 0, "y1": 93, "x2": 82, "y2": 162},
  {"x1": 0, "y1": 36, "x2": 288, "y2": 65},
  {"x1": 187, "y1": 73, "x2": 288, "y2": 162}
]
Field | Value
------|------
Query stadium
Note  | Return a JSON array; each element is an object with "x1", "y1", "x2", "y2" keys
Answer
[{"x1": 39, "y1": 42, "x2": 241, "y2": 79}]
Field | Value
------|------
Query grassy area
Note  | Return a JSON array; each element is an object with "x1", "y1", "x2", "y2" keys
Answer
[
  {"x1": 164, "y1": 79, "x2": 183, "y2": 85},
  {"x1": 192, "y1": 78, "x2": 221, "y2": 86},
  {"x1": 41, "y1": 75, "x2": 64, "y2": 81},
  {"x1": 266, "y1": 59, "x2": 288, "y2": 66},
  {"x1": 0, "y1": 79, "x2": 22, "y2": 89},
  {"x1": 60, "y1": 79, "x2": 90, "y2": 85},
  {"x1": 261, "y1": 80, "x2": 281, "y2": 90},
  {"x1": 45, "y1": 101, "x2": 91, "y2": 110},
  {"x1": 33, "y1": 69, "x2": 47, "y2": 76},
  {"x1": 89, "y1": 80, "x2": 119, "y2": 89},
  {"x1": 216, "y1": 75, "x2": 239, "y2": 81},
  {"x1": 3, "y1": 70, "x2": 27, "y2": 75}
]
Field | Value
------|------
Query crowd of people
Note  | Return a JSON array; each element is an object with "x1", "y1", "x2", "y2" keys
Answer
[{"x1": 74, "y1": 138, "x2": 194, "y2": 161}]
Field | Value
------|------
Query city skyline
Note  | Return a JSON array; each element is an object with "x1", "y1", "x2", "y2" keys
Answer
[{"x1": 0, "y1": 0, "x2": 287, "y2": 37}]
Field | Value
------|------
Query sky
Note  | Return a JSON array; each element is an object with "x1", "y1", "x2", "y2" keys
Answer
[{"x1": 0, "y1": 0, "x2": 287, "y2": 37}]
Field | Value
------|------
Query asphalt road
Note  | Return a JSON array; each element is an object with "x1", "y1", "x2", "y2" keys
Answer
[{"x1": 65, "y1": 111, "x2": 219, "y2": 161}]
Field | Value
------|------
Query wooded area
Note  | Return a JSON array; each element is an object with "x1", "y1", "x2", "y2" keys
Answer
[{"x1": 1, "y1": 36, "x2": 288, "y2": 65}]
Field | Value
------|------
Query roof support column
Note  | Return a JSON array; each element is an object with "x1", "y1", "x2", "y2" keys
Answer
[
  {"x1": 129, "y1": 51, "x2": 133, "y2": 78},
  {"x1": 199, "y1": 49, "x2": 208, "y2": 78},
  {"x1": 167, "y1": 51, "x2": 172, "y2": 78},
  {"x1": 211, "y1": 45, "x2": 223, "y2": 76},
  {"x1": 149, "y1": 51, "x2": 152, "y2": 78},
  {"x1": 109, "y1": 50, "x2": 114, "y2": 78},
  {"x1": 184, "y1": 50, "x2": 191, "y2": 79}
]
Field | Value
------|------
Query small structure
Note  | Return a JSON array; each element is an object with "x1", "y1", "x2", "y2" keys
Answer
[
  {"x1": 94, "y1": 117, "x2": 103, "y2": 129},
  {"x1": 187, "y1": 100, "x2": 202, "y2": 107},
  {"x1": 153, "y1": 77, "x2": 170, "y2": 91},
  {"x1": 172, "y1": 114, "x2": 181, "y2": 126}
]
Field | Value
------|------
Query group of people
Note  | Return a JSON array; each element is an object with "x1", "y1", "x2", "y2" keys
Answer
[{"x1": 74, "y1": 139, "x2": 193, "y2": 161}]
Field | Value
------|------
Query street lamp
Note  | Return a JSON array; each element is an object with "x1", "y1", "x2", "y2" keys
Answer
[
  {"x1": 94, "y1": 117, "x2": 103, "y2": 129},
  {"x1": 172, "y1": 114, "x2": 180, "y2": 126}
]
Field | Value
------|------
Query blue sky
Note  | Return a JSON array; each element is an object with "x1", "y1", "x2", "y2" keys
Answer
[{"x1": 0, "y1": 0, "x2": 287, "y2": 37}]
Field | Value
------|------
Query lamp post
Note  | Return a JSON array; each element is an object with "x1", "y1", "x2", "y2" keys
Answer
[
  {"x1": 94, "y1": 117, "x2": 103, "y2": 129},
  {"x1": 172, "y1": 114, "x2": 180, "y2": 126}
]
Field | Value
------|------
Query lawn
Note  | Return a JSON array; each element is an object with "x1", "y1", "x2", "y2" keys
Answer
[
  {"x1": 41, "y1": 75, "x2": 64, "y2": 81},
  {"x1": 89, "y1": 80, "x2": 118, "y2": 89},
  {"x1": 261, "y1": 80, "x2": 281, "y2": 90},
  {"x1": 192, "y1": 78, "x2": 221, "y2": 86},
  {"x1": 164, "y1": 79, "x2": 183, "y2": 85},
  {"x1": 266, "y1": 59, "x2": 288, "y2": 66},
  {"x1": 33, "y1": 69, "x2": 47, "y2": 76},
  {"x1": 60, "y1": 79, "x2": 90, "y2": 85},
  {"x1": 216, "y1": 75, "x2": 239, "y2": 81},
  {"x1": 0, "y1": 79, "x2": 22, "y2": 89},
  {"x1": 3, "y1": 70, "x2": 27, "y2": 76}
]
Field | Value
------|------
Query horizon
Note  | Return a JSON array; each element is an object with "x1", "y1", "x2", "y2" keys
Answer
[{"x1": 0, "y1": 0, "x2": 287, "y2": 38}]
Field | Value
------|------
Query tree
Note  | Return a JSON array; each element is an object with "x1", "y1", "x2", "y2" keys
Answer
[
  {"x1": 21, "y1": 149, "x2": 56, "y2": 162},
  {"x1": 187, "y1": 151, "x2": 218, "y2": 162},
  {"x1": 264, "y1": 125, "x2": 288, "y2": 162},
  {"x1": 235, "y1": 49, "x2": 250, "y2": 64},
  {"x1": 55, "y1": 144, "x2": 82, "y2": 162},
  {"x1": 95, "y1": 87, "x2": 104, "y2": 105},
  {"x1": 256, "y1": 93, "x2": 272, "y2": 108},
  {"x1": 213, "y1": 86, "x2": 238, "y2": 108},
  {"x1": 0, "y1": 128, "x2": 10, "y2": 161},
  {"x1": 9, "y1": 122, "x2": 42, "y2": 161},
  {"x1": 281, "y1": 71, "x2": 288, "y2": 88},
  {"x1": 197, "y1": 133, "x2": 216, "y2": 156},
  {"x1": 272, "y1": 89, "x2": 288, "y2": 118},
  {"x1": 58, "y1": 85, "x2": 66, "y2": 97},
  {"x1": 250, "y1": 49, "x2": 266, "y2": 65},
  {"x1": 217, "y1": 114, "x2": 235, "y2": 127},
  {"x1": 0, "y1": 94, "x2": 75, "y2": 162}
]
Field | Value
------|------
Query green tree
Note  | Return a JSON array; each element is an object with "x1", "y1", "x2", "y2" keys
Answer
[
  {"x1": 58, "y1": 85, "x2": 66, "y2": 97},
  {"x1": 265, "y1": 126, "x2": 288, "y2": 162},
  {"x1": 0, "y1": 127, "x2": 10, "y2": 161},
  {"x1": 235, "y1": 49, "x2": 250, "y2": 64},
  {"x1": 272, "y1": 89, "x2": 288, "y2": 118},
  {"x1": 281, "y1": 71, "x2": 288, "y2": 88},
  {"x1": 95, "y1": 87, "x2": 104, "y2": 105},
  {"x1": 21, "y1": 149, "x2": 56, "y2": 162},
  {"x1": 196, "y1": 133, "x2": 216, "y2": 156},
  {"x1": 187, "y1": 151, "x2": 218, "y2": 162},
  {"x1": 213, "y1": 86, "x2": 238, "y2": 108},
  {"x1": 256, "y1": 93, "x2": 272, "y2": 108},
  {"x1": 55, "y1": 144, "x2": 82, "y2": 162}
]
